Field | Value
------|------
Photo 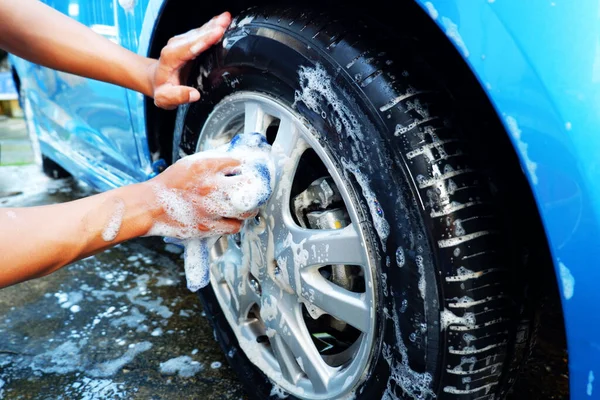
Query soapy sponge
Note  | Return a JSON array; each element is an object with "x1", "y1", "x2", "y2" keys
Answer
[{"x1": 165, "y1": 132, "x2": 274, "y2": 292}]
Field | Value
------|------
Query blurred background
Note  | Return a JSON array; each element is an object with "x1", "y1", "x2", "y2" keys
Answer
[{"x1": 0, "y1": 50, "x2": 32, "y2": 169}]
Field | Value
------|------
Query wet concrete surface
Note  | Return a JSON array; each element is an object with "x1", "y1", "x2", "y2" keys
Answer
[{"x1": 0, "y1": 166, "x2": 247, "y2": 399}]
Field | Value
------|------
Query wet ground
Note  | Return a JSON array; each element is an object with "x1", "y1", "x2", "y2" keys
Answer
[
  {"x1": 0, "y1": 117, "x2": 569, "y2": 399},
  {"x1": 0, "y1": 165, "x2": 248, "y2": 399}
]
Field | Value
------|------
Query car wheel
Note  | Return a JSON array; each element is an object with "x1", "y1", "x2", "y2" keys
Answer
[{"x1": 173, "y1": 7, "x2": 531, "y2": 399}]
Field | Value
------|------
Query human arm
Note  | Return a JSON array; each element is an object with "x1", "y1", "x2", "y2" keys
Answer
[
  {"x1": 0, "y1": 0, "x2": 231, "y2": 109},
  {"x1": 0, "y1": 157, "x2": 244, "y2": 288}
]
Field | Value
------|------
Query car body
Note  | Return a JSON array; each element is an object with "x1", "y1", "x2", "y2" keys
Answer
[{"x1": 10, "y1": 0, "x2": 600, "y2": 398}]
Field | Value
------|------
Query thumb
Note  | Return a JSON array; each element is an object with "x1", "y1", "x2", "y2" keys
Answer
[{"x1": 154, "y1": 85, "x2": 200, "y2": 110}]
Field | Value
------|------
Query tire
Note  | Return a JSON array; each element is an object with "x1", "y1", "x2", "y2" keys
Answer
[
  {"x1": 41, "y1": 154, "x2": 70, "y2": 179},
  {"x1": 173, "y1": 7, "x2": 531, "y2": 399}
]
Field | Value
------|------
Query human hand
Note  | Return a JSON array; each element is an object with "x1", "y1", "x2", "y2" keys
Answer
[
  {"x1": 143, "y1": 133, "x2": 275, "y2": 292},
  {"x1": 148, "y1": 11, "x2": 231, "y2": 110},
  {"x1": 145, "y1": 156, "x2": 245, "y2": 238},
  {"x1": 144, "y1": 156, "x2": 257, "y2": 239}
]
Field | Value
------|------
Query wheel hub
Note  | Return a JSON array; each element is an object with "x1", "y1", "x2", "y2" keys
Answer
[{"x1": 198, "y1": 92, "x2": 377, "y2": 399}]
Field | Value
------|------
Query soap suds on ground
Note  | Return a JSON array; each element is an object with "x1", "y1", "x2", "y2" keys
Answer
[
  {"x1": 0, "y1": 236, "x2": 242, "y2": 398},
  {"x1": 160, "y1": 356, "x2": 203, "y2": 378}
]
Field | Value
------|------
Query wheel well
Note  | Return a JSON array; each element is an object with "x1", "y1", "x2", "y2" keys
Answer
[{"x1": 145, "y1": 0, "x2": 560, "y2": 330}]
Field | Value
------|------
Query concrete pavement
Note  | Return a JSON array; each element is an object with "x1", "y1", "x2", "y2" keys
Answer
[{"x1": 0, "y1": 165, "x2": 247, "y2": 399}]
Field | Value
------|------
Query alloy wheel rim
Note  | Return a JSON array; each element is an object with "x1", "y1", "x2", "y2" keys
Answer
[{"x1": 197, "y1": 92, "x2": 377, "y2": 399}]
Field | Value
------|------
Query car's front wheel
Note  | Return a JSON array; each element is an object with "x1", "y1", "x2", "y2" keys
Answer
[{"x1": 173, "y1": 7, "x2": 532, "y2": 399}]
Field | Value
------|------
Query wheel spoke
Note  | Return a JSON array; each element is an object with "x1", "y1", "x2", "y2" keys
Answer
[
  {"x1": 275, "y1": 224, "x2": 367, "y2": 273},
  {"x1": 212, "y1": 248, "x2": 259, "y2": 320},
  {"x1": 270, "y1": 335, "x2": 304, "y2": 384},
  {"x1": 300, "y1": 269, "x2": 371, "y2": 332},
  {"x1": 270, "y1": 117, "x2": 308, "y2": 202},
  {"x1": 271, "y1": 117, "x2": 305, "y2": 159},
  {"x1": 244, "y1": 102, "x2": 270, "y2": 134},
  {"x1": 212, "y1": 257, "x2": 233, "y2": 283},
  {"x1": 264, "y1": 296, "x2": 336, "y2": 393},
  {"x1": 235, "y1": 277, "x2": 261, "y2": 320}
]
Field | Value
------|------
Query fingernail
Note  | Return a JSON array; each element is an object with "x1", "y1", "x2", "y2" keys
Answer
[{"x1": 189, "y1": 90, "x2": 200, "y2": 102}]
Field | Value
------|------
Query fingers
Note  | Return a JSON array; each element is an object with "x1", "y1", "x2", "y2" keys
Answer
[
  {"x1": 186, "y1": 157, "x2": 241, "y2": 175},
  {"x1": 202, "y1": 217, "x2": 242, "y2": 234},
  {"x1": 238, "y1": 209, "x2": 259, "y2": 220},
  {"x1": 162, "y1": 12, "x2": 231, "y2": 66},
  {"x1": 152, "y1": 12, "x2": 232, "y2": 109},
  {"x1": 213, "y1": 11, "x2": 233, "y2": 29},
  {"x1": 154, "y1": 85, "x2": 200, "y2": 110}
]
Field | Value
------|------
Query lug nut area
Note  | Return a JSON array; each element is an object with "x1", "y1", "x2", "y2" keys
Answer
[{"x1": 249, "y1": 274, "x2": 262, "y2": 296}]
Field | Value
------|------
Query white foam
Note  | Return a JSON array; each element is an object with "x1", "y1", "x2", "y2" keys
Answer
[
  {"x1": 151, "y1": 328, "x2": 163, "y2": 337},
  {"x1": 102, "y1": 199, "x2": 125, "y2": 242},
  {"x1": 441, "y1": 16, "x2": 470, "y2": 58},
  {"x1": 396, "y1": 247, "x2": 405, "y2": 267},
  {"x1": 5, "y1": 210, "x2": 17, "y2": 220},
  {"x1": 295, "y1": 63, "x2": 365, "y2": 163},
  {"x1": 117, "y1": 0, "x2": 135, "y2": 11},
  {"x1": 559, "y1": 261, "x2": 575, "y2": 300},
  {"x1": 441, "y1": 308, "x2": 476, "y2": 330},
  {"x1": 88, "y1": 342, "x2": 152, "y2": 377},
  {"x1": 453, "y1": 219, "x2": 466, "y2": 236},
  {"x1": 505, "y1": 116, "x2": 538, "y2": 185},
  {"x1": 260, "y1": 295, "x2": 279, "y2": 322},
  {"x1": 55, "y1": 291, "x2": 83, "y2": 310},
  {"x1": 383, "y1": 308, "x2": 435, "y2": 398},
  {"x1": 424, "y1": 2, "x2": 439, "y2": 19},
  {"x1": 416, "y1": 255, "x2": 426, "y2": 299},
  {"x1": 110, "y1": 307, "x2": 146, "y2": 328},
  {"x1": 159, "y1": 356, "x2": 203, "y2": 378},
  {"x1": 343, "y1": 160, "x2": 390, "y2": 250},
  {"x1": 283, "y1": 231, "x2": 309, "y2": 297},
  {"x1": 31, "y1": 340, "x2": 81, "y2": 374}
]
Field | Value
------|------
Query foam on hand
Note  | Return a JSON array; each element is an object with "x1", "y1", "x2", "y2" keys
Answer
[{"x1": 151, "y1": 132, "x2": 275, "y2": 292}]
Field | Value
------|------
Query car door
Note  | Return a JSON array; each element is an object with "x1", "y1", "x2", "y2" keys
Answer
[{"x1": 41, "y1": 0, "x2": 147, "y2": 183}]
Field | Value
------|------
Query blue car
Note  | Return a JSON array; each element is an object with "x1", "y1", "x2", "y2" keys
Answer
[{"x1": 10, "y1": 1, "x2": 599, "y2": 399}]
